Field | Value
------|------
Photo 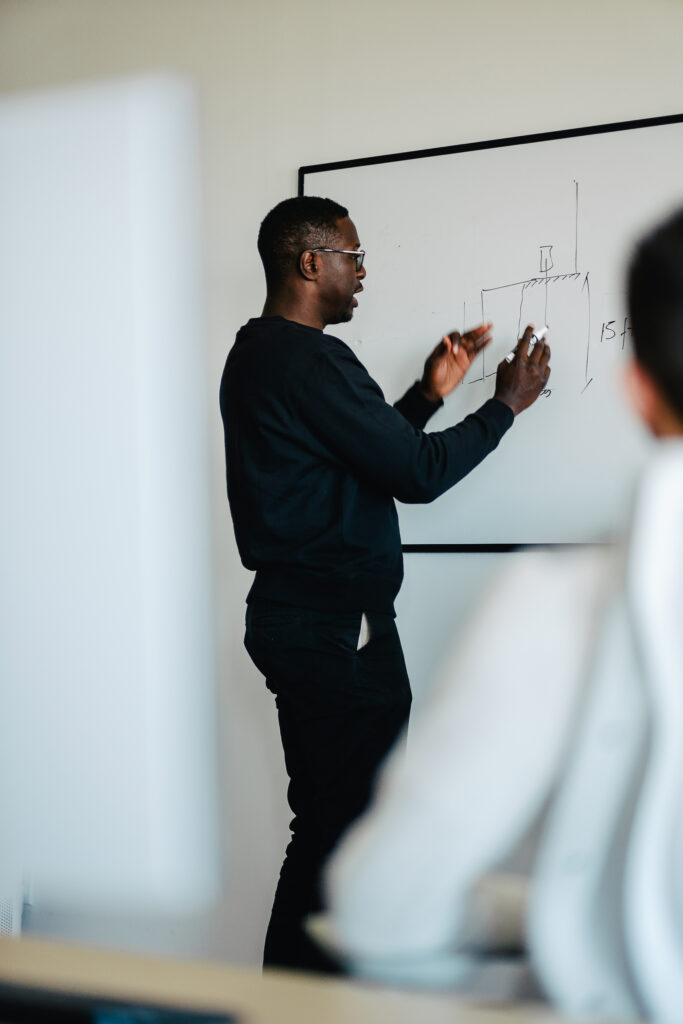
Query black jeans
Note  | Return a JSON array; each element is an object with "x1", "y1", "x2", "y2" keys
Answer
[{"x1": 245, "y1": 598, "x2": 412, "y2": 974}]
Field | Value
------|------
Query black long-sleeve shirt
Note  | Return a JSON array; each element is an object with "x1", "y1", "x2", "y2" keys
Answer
[{"x1": 220, "y1": 316, "x2": 513, "y2": 613}]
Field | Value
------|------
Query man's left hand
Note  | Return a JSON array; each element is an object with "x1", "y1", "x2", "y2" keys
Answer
[{"x1": 419, "y1": 323, "x2": 493, "y2": 403}]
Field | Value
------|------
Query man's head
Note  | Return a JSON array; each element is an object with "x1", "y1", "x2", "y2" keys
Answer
[
  {"x1": 627, "y1": 208, "x2": 683, "y2": 436},
  {"x1": 258, "y1": 196, "x2": 366, "y2": 327}
]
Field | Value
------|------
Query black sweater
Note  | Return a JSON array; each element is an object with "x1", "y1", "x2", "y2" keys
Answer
[{"x1": 220, "y1": 316, "x2": 513, "y2": 613}]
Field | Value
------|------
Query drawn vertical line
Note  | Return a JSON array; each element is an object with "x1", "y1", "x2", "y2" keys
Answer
[
  {"x1": 574, "y1": 180, "x2": 579, "y2": 274},
  {"x1": 582, "y1": 272, "x2": 591, "y2": 383},
  {"x1": 517, "y1": 282, "x2": 526, "y2": 339}
]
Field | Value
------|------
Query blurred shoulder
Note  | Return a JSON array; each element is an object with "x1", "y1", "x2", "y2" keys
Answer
[{"x1": 485, "y1": 544, "x2": 618, "y2": 614}]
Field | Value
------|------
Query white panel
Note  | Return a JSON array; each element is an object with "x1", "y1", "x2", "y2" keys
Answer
[{"x1": 0, "y1": 77, "x2": 220, "y2": 915}]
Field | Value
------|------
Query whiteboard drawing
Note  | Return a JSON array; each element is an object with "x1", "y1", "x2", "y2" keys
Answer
[
  {"x1": 539, "y1": 244, "x2": 554, "y2": 273},
  {"x1": 470, "y1": 182, "x2": 594, "y2": 398}
]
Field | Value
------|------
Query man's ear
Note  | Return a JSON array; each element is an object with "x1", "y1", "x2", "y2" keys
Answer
[
  {"x1": 624, "y1": 359, "x2": 683, "y2": 437},
  {"x1": 299, "y1": 249, "x2": 318, "y2": 281}
]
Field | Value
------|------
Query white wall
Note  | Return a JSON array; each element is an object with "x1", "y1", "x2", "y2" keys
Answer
[{"x1": 2, "y1": 0, "x2": 682, "y2": 966}]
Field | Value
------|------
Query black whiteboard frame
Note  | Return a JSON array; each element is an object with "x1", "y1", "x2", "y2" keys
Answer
[{"x1": 299, "y1": 112, "x2": 683, "y2": 553}]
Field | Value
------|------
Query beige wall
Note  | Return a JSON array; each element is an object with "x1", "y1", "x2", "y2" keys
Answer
[{"x1": 2, "y1": 0, "x2": 682, "y2": 965}]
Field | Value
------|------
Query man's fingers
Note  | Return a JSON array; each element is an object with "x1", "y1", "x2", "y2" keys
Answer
[
  {"x1": 461, "y1": 323, "x2": 493, "y2": 352},
  {"x1": 429, "y1": 336, "x2": 450, "y2": 359},
  {"x1": 530, "y1": 339, "x2": 550, "y2": 364},
  {"x1": 541, "y1": 342, "x2": 552, "y2": 378},
  {"x1": 439, "y1": 322, "x2": 492, "y2": 361},
  {"x1": 516, "y1": 324, "x2": 535, "y2": 353}
]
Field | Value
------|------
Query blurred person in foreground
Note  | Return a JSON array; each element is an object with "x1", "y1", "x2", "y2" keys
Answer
[{"x1": 321, "y1": 207, "x2": 683, "y2": 1021}]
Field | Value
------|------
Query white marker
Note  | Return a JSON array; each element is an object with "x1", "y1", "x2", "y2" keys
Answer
[{"x1": 505, "y1": 325, "x2": 549, "y2": 362}]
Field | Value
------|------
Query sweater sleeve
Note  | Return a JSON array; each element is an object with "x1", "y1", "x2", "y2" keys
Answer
[
  {"x1": 393, "y1": 380, "x2": 443, "y2": 429},
  {"x1": 300, "y1": 346, "x2": 514, "y2": 505}
]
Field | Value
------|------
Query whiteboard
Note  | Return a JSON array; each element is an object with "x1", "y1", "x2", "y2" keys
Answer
[{"x1": 301, "y1": 116, "x2": 683, "y2": 545}]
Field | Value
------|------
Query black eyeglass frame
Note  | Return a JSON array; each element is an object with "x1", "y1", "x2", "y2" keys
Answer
[{"x1": 308, "y1": 248, "x2": 366, "y2": 271}]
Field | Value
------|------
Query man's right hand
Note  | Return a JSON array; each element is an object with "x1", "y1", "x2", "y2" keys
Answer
[{"x1": 493, "y1": 324, "x2": 551, "y2": 415}]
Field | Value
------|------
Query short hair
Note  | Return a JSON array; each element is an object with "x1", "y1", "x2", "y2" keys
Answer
[
  {"x1": 257, "y1": 196, "x2": 349, "y2": 288},
  {"x1": 628, "y1": 207, "x2": 683, "y2": 419}
]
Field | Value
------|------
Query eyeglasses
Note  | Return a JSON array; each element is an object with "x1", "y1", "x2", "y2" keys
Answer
[{"x1": 309, "y1": 248, "x2": 366, "y2": 271}]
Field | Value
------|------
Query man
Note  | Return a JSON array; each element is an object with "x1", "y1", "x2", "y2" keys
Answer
[
  {"x1": 323, "y1": 207, "x2": 683, "y2": 1019},
  {"x1": 219, "y1": 195, "x2": 549, "y2": 972}
]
